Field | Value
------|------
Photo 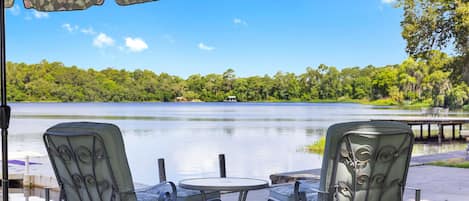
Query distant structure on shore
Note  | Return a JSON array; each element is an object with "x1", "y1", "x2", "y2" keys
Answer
[
  {"x1": 175, "y1": 96, "x2": 203, "y2": 102},
  {"x1": 224, "y1": 96, "x2": 237, "y2": 102},
  {"x1": 176, "y1": 96, "x2": 238, "y2": 102},
  {"x1": 420, "y1": 107, "x2": 449, "y2": 117},
  {"x1": 175, "y1": 96, "x2": 187, "y2": 102}
]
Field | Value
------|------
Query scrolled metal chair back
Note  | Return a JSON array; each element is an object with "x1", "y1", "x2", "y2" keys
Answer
[
  {"x1": 319, "y1": 121, "x2": 414, "y2": 201},
  {"x1": 44, "y1": 122, "x2": 138, "y2": 201}
]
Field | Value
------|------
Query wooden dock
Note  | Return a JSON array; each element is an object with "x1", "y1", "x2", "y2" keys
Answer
[
  {"x1": 0, "y1": 155, "x2": 59, "y2": 190},
  {"x1": 371, "y1": 117, "x2": 469, "y2": 143}
]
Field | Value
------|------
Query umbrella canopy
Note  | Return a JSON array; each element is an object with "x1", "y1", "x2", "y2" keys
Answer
[
  {"x1": 5, "y1": 0, "x2": 156, "y2": 11},
  {"x1": 0, "y1": 0, "x2": 158, "y2": 200}
]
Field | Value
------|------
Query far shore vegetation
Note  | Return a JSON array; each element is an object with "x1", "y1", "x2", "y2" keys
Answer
[
  {"x1": 5, "y1": 1, "x2": 469, "y2": 109},
  {"x1": 5, "y1": 0, "x2": 469, "y2": 109},
  {"x1": 5, "y1": 50, "x2": 469, "y2": 109}
]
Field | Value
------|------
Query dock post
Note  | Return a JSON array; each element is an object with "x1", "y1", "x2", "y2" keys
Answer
[
  {"x1": 25, "y1": 155, "x2": 29, "y2": 175},
  {"x1": 44, "y1": 187, "x2": 50, "y2": 201},
  {"x1": 420, "y1": 124, "x2": 423, "y2": 140},
  {"x1": 452, "y1": 124, "x2": 456, "y2": 140},
  {"x1": 219, "y1": 154, "x2": 226, "y2": 178},
  {"x1": 438, "y1": 124, "x2": 443, "y2": 144},
  {"x1": 460, "y1": 124, "x2": 463, "y2": 139},
  {"x1": 23, "y1": 155, "x2": 31, "y2": 188},
  {"x1": 157, "y1": 158, "x2": 166, "y2": 183},
  {"x1": 428, "y1": 124, "x2": 431, "y2": 139},
  {"x1": 415, "y1": 189, "x2": 421, "y2": 201}
]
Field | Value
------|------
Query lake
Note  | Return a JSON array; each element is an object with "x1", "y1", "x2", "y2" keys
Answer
[{"x1": 7, "y1": 102, "x2": 468, "y2": 185}]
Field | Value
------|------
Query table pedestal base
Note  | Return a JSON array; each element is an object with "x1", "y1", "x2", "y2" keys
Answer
[{"x1": 200, "y1": 190, "x2": 249, "y2": 201}]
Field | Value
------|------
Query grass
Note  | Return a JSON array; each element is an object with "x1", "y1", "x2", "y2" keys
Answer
[
  {"x1": 306, "y1": 136, "x2": 326, "y2": 154},
  {"x1": 218, "y1": 97, "x2": 435, "y2": 109},
  {"x1": 463, "y1": 104, "x2": 469, "y2": 111},
  {"x1": 307, "y1": 132, "x2": 465, "y2": 156},
  {"x1": 400, "y1": 102, "x2": 432, "y2": 109},
  {"x1": 366, "y1": 98, "x2": 399, "y2": 106},
  {"x1": 428, "y1": 158, "x2": 469, "y2": 169}
]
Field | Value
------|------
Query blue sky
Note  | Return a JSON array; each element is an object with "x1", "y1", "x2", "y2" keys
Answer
[{"x1": 5, "y1": 0, "x2": 404, "y2": 78}]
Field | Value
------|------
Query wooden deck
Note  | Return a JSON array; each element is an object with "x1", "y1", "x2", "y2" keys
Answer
[{"x1": 371, "y1": 117, "x2": 469, "y2": 143}]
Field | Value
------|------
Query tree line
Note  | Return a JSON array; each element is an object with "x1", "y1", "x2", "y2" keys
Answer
[
  {"x1": 4, "y1": 0, "x2": 467, "y2": 108},
  {"x1": 5, "y1": 50, "x2": 469, "y2": 108}
]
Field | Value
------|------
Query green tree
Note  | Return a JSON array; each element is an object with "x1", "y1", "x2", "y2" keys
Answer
[
  {"x1": 372, "y1": 67, "x2": 398, "y2": 99},
  {"x1": 446, "y1": 84, "x2": 469, "y2": 108},
  {"x1": 299, "y1": 67, "x2": 321, "y2": 100},
  {"x1": 399, "y1": 0, "x2": 469, "y2": 83},
  {"x1": 222, "y1": 68, "x2": 236, "y2": 94},
  {"x1": 427, "y1": 70, "x2": 451, "y2": 106}
]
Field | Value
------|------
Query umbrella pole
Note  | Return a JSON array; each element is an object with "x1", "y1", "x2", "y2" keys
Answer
[{"x1": 0, "y1": 1, "x2": 10, "y2": 201}]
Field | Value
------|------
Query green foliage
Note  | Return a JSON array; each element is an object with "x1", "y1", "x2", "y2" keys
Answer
[
  {"x1": 4, "y1": 54, "x2": 469, "y2": 108},
  {"x1": 447, "y1": 84, "x2": 469, "y2": 108},
  {"x1": 398, "y1": 0, "x2": 468, "y2": 56},
  {"x1": 369, "y1": 98, "x2": 399, "y2": 106},
  {"x1": 398, "y1": 0, "x2": 469, "y2": 83}
]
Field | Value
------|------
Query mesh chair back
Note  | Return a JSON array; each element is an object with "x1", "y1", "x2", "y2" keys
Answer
[
  {"x1": 44, "y1": 122, "x2": 137, "y2": 201},
  {"x1": 319, "y1": 121, "x2": 414, "y2": 201}
]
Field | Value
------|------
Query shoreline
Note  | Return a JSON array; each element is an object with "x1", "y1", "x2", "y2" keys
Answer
[{"x1": 6, "y1": 100, "x2": 431, "y2": 108}]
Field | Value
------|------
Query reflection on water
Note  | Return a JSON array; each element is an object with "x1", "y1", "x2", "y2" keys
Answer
[
  {"x1": 413, "y1": 143, "x2": 467, "y2": 156},
  {"x1": 9, "y1": 194, "x2": 45, "y2": 201},
  {"x1": 5, "y1": 188, "x2": 59, "y2": 201},
  {"x1": 7, "y1": 102, "x2": 469, "y2": 185}
]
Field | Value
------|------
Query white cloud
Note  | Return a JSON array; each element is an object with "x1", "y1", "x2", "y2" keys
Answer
[
  {"x1": 198, "y1": 43, "x2": 215, "y2": 51},
  {"x1": 125, "y1": 37, "x2": 148, "y2": 52},
  {"x1": 33, "y1": 11, "x2": 49, "y2": 19},
  {"x1": 81, "y1": 27, "x2": 96, "y2": 35},
  {"x1": 62, "y1": 23, "x2": 79, "y2": 32},
  {"x1": 9, "y1": 5, "x2": 20, "y2": 16},
  {"x1": 233, "y1": 18, "x2": 247, "y2": 26},
  {"x1": 93, "y1": 33, "x2": 115, "y2": 48},
  {"x1": 381, "y1": 0, "x2": 396, "y2": 4}
]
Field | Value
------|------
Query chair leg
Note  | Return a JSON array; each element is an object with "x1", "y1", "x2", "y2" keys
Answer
[{"x1": 299, "y1": 192, "x2": 307, "y2": 201}]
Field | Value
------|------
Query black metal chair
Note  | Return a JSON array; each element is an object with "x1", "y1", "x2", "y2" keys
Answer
[
  {"x1": 268, "y1": 121, "x2": 421, "y2": 201},
  {"x1": 44, "y1": 122, "x2": 177, "y2": 201},
  {"x1": 156, "y1": 154, "x2": 226, "y2": 201}
]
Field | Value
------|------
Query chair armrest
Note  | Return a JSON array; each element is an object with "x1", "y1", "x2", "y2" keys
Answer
[
  {"x1": 158, "y1": 181, "x2": 177, "y2": 201},
  {"x1": 405, "y1": 186, "x2": 421, "y2": 201},
  {"x1": 137, "y1": 181, "x2": 177, "y2": 201},
  {"x1": 293, "y1": 180, "x2": 328, "y2": 201}
]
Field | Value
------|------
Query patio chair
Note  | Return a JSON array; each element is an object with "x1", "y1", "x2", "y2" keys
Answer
[
  {"x1": 268, "y1": 121, "x2": 420, "y2": 201},
  {"x1": 156, "y1": 154, "x2": 225, "y2": 201},
  {"x1": 43, "y1": 122, "x2": 177, "y2": 201}
]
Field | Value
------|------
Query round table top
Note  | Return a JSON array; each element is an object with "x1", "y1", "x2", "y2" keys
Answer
[{"x1": 179, "y1": 177, "x2": 269, "y2": 191}]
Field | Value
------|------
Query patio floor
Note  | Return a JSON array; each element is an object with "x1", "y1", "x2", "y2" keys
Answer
[
  {"x1": 6, "y1": 151, "x2": 469, "y2": 201},
  {"x1": 221, "y1": 165, "x2": 469, "y2": 201}
]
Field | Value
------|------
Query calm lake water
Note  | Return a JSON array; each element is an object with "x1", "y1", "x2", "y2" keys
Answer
[{"x1": 7, "y1": 102, "x2": 468, "y2": 186}]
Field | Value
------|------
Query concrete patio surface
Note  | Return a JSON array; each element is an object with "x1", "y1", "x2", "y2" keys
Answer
[
  {"x1": 5, "y1": 150, "x2": 469, "y2": 201},
  {"x1": 221, "y1": 165, "x2": 469, "y2": 201},
  {"x1": 404, "y1": 165, "x2": 469, "y2": 201}
]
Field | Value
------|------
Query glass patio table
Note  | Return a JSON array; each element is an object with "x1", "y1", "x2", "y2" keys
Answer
[{"x1": 179, "y1": 177, "x2": 269, "y2": 201}]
